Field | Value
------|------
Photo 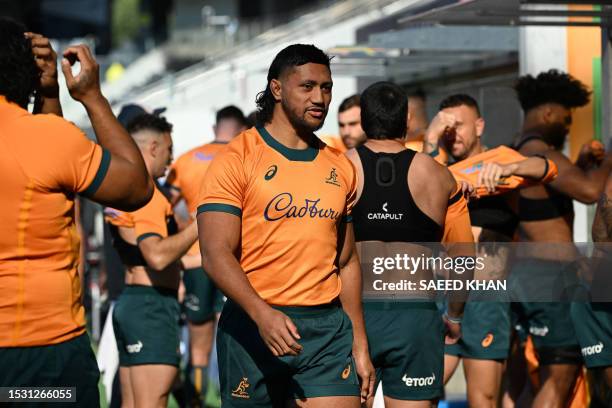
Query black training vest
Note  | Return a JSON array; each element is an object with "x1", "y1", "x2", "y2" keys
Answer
[{"x1": 352, "y1": 146, "x2": 442, "y2": 243}]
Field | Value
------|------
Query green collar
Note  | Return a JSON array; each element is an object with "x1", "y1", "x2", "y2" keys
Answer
[{"x1": 257, "y1": 126, "x2": 319, "y2": 162}]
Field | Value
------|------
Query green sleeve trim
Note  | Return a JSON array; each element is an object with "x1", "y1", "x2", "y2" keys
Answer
[
  {"x1": 342, "y1": 215, "x2": 353, "y2": 223},
  {"x1": 136, "y1": 232, "x2": 163, "y2": 244},
  {"x1": 82, "y1": 148, "x2": 111, "y2": 197},
  {"x1": 197, "y1": 203, "x2": 242, "y2": 217}
]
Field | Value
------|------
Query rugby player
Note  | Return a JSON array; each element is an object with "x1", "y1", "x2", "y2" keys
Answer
[
  {"x1": 197, "y1": 44, "x2": 375, "y2": 407},
  {"x1": 571, "y1": 173, "x2": 612, "y2": 390},
  {"x1": 403, "y1": 91, "x2": 449, "y2": 165},
  {"x1": 346, "y1": 82, "x2": 472, "y2": 408},
  {"x1": 404, "y1": 90, "x2": 429, "y2": 150},
  {"x1": 106, "y1": 113, "x2": 198, "y2": 408},
  {"x1": 338, "y1": 94, "x2": 366, "y2": 149},
  {"x1": 424, "y1": 94, "x2": 557, "y2": 407},
  {"x1": 166, "y1": 105, "x2": 247, "y2": 406},
  {"x1": 512, "y1": 70, "x2": 612, "y2": 407},
  {"x1": 0, "y1": 19, "x2": 152, "y2": 406}
]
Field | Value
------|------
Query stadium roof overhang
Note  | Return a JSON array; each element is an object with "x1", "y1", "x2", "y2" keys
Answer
[
  {"x1": 395, "y1": 0, "x2": 612, "y2": 27},
  {"x1": 329, "y1": 0, "x2": 612, "y2": 84}
]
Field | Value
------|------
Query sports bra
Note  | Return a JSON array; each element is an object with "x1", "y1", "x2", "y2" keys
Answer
[{"x1": 515, "y1": 134, "x2": 573, "y2": 221}]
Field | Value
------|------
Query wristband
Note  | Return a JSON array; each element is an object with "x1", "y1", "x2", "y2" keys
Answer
[
  {"x1": 443, "y1": 312, "x2": 462, "y2": 324},
  {"x1": 533, "y1": 154, "x2": 549, "y2": 181}
]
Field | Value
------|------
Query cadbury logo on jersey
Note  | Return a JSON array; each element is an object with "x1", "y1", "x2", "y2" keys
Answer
[{"x1": 264, "y1": 192, "x2": 341, "y2": 221}]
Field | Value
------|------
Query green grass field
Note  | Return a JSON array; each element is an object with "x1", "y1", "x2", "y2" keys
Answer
[
  {"x1": 98, "y1": 381, "x2": 221, "y2": 408},
  {"x1": 93, "y1": 339, "x2": 221, "y2": 407}
]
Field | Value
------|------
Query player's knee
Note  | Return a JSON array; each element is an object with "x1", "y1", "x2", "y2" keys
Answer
[
  {"x1": 190, "y1": 350, "x2": 210, "y2": 366},
  {"x1": 468, "y1": 388, "x2": 497, "y2": 408},
  {"x1": 549, "y1": 367, "x2": 580, "y2": 388}
]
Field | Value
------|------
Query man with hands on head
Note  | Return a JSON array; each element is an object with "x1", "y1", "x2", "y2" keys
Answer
[
  {"x1": 0, "y1": 18, "x2": 152, "y2": 407},
  {"x1": 424, "y1": 94, "x2": 557, "y2": 408},
  {"x1": 197, "y1": 44, "x2": 375, "y2": 408}
]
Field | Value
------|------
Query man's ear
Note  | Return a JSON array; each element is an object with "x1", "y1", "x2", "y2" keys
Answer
[
  {"x1": 541, "y1": 104, "x2": 554, "y2": 125},
  {"x1": 270, "y1": 79, "x2": 282, "y2": 102},
  {"x1": 475, "y1": 117, "x2": 485, "y2": 137},
  {"x1": 406, "y1": 111, "x2": 411, "y2": 127},
  {"x1": 149, "y1": 138, "x2": 159, "y2": 158}
]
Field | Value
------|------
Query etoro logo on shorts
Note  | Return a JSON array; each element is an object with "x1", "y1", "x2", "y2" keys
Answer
[
  {"x1": 184, "y1": 294, "x2": 200, "y2": 311},
  {"x1": 126, "y1": 341, "x2": 143, "y2": 354},
  {"x1": 231, "y1": 377, "x2": 250, "y2": 399},
  {"x1": 529, "y1": 325, "x2": 549, "y2": 337},
  {"x1": 402, "y1": 373, "x2": 435, "y2": 387},
  {"x1": 582, "y1": 342, "x2": 604, "y2": 357}
]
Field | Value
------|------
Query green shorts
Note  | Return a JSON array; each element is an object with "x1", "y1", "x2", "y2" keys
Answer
[
  {"x1": 510, "y1": 259, "x2": 581, "y2": 364},
  {"x1": 364, "y1": 301, "x2": 444, "y2": 401},
  {"x1": 571, "y1": 302, "x2": 612, "y2": 368},
  {"x1": 217, "y1": 299, "x2": 359, "y2": 407},
  {"x1": 445, "y1": 301, "x2": 511, "y2": 360},
  {"x1": 113, "y1": 285, "x2": 181, "y2": 367},
  {"x1": 183, "y1": 267, "x2": 226, "y2": 323},
  {"x1": 0, "y1": 333, "x2": 100, "y2": 407}
]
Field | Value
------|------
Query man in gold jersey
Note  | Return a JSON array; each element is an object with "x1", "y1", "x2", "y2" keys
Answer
[
  {"x1": 197, "y1": 44, "x2": 375, "y2": 407},
  {"x1": 166, "y1": 105, "x2": 247, "y2": 406},
  {"x1": 0, "y1": 18, "x2": 152, "y2": 407}
]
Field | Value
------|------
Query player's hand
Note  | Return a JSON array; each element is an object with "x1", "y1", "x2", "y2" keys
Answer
[
  {"x1": 443, "y1": 315, "x2": 462, "y2": 345},
  {"x1": 255, "y1": 307, "x2": 302, "y2": 357},
  {"x1": 425, "y1": 111, "x2": 457, "y2": 146},
  {"x1": 459, "y1": 181, "x2": 476, "y2": 201},
  {"x1": 61, "y1": 44, "x2": 102, "y2": 103},
  {"x1": 352, "y1": 346, "x2": 375, "y2": 403},
  {"x1": 477, "y1": 162, "x2": 513, "y2": 194},
  {"x1": 590, "y1": 140, "x2": 606, "y2": 162},
  {"x1": 26, "y1": 33, "x2": 59, "y2": 98},
  {"x1": 576, "y1": 140, "x2": 606, "y2": 169}
]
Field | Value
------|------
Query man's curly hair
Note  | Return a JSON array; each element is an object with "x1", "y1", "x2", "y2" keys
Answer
[
  {"x1": 514, "y1": 69, "x2": 591, "y2": 113},
  {"x1": 0, "y1": 18, "x2": 39, "y2": 108}
]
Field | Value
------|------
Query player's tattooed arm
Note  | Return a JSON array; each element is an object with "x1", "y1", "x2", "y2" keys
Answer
[{"x1": 592, "y1": 192, "x2": 612, "y2": 243}]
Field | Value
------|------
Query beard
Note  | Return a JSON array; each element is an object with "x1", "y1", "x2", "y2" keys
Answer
[
  {"x1": 281, "y1": 99, "x2": 327, "y2": 133},
  {"x1": 530, "y1": 123, "x2": 568, "y2": 150}
]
